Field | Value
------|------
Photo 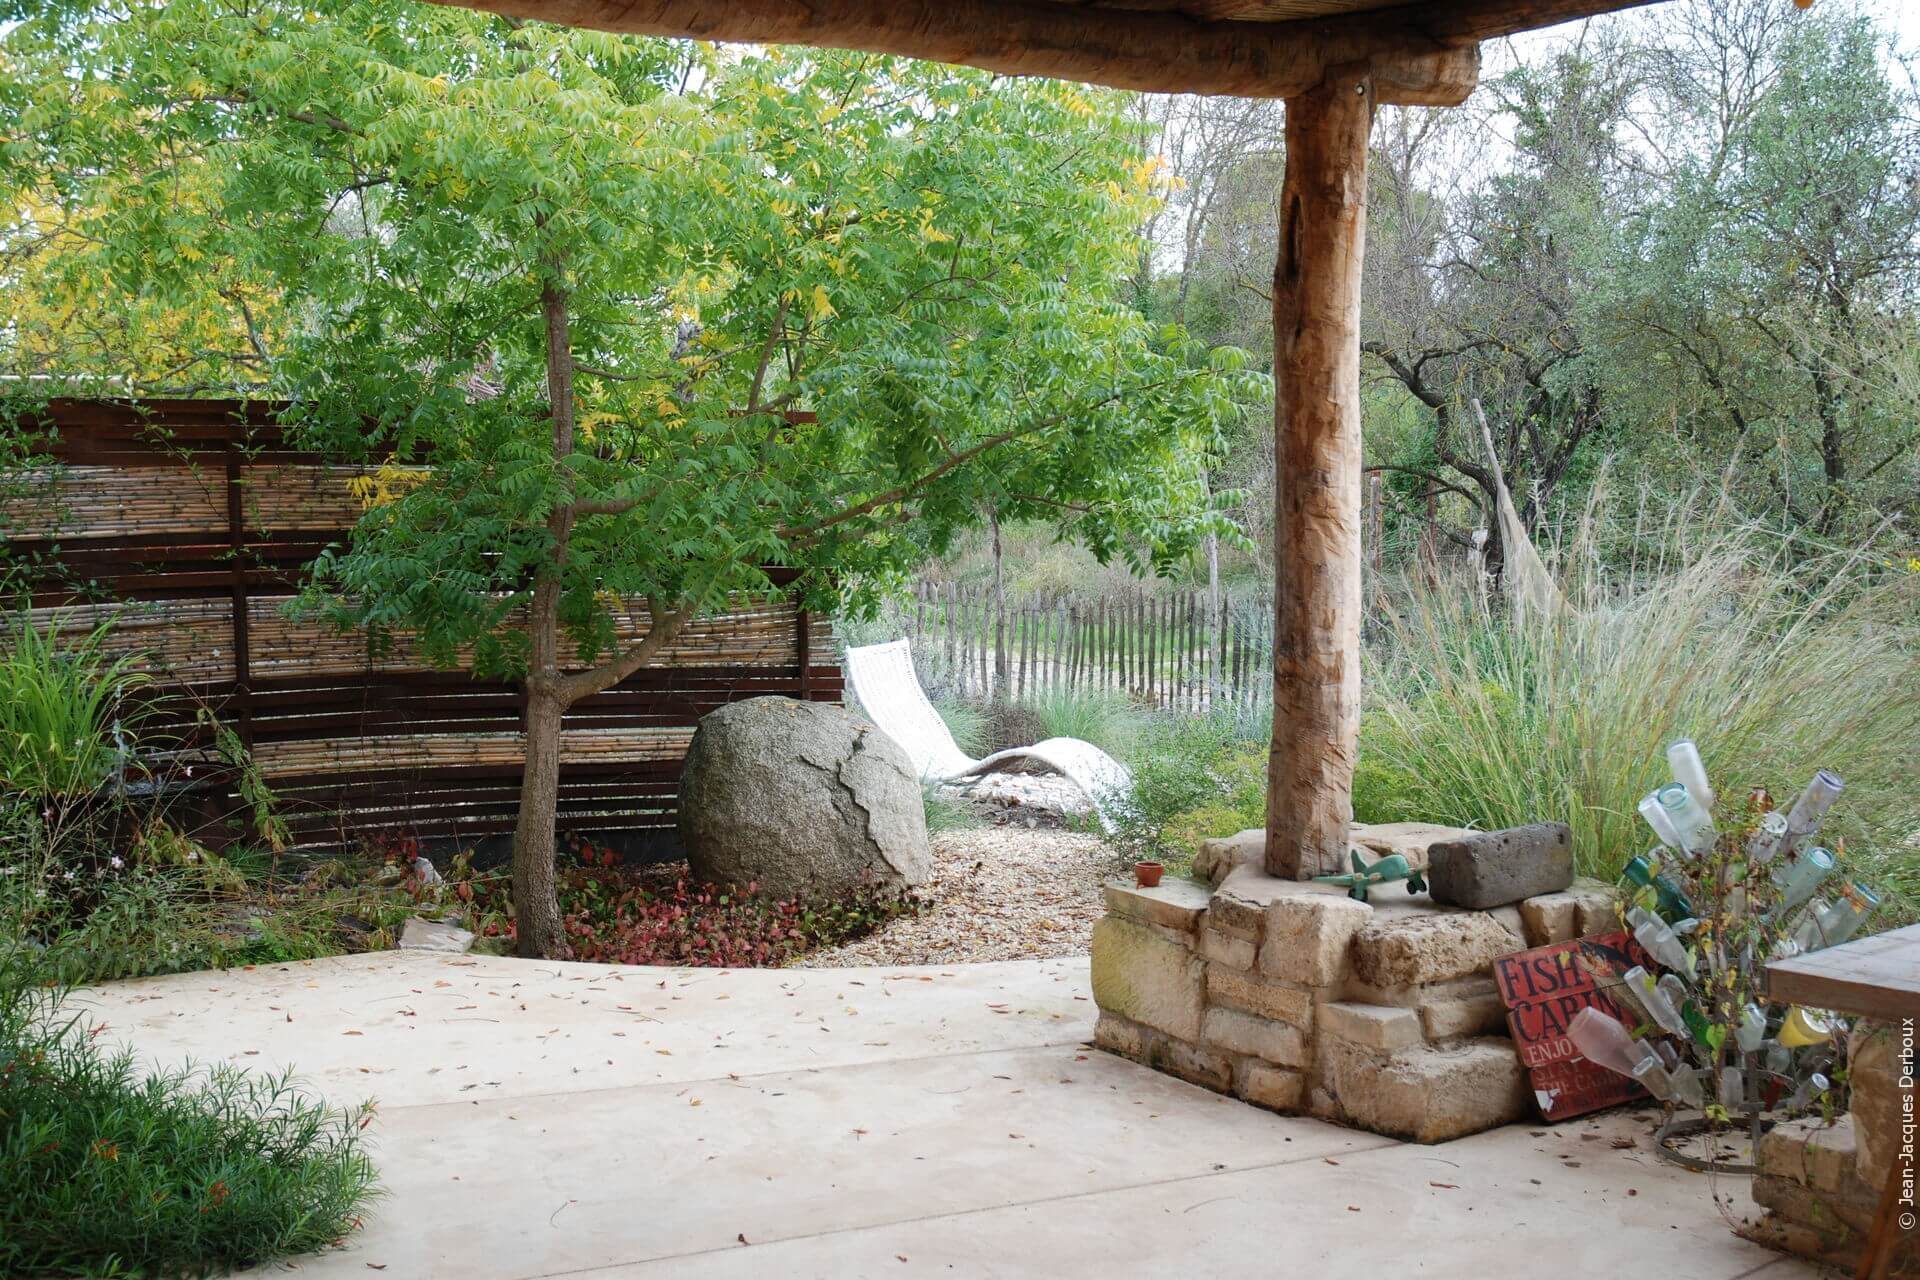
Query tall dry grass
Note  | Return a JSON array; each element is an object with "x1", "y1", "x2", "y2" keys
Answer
[{"x1": 1359, "y1": 485, "x2": 1919, "y2": 919}]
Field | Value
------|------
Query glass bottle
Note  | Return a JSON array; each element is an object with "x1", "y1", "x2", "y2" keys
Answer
[
  {"x1": 1622, "y1": 853, "x2": 1695, "y2": 922},
  {"x1": 1777, "y1": 1006, "x2": 1833, "y2": 1049},
  {"x1": 1746, "y1": 811, "x2": 1789, "y2": 867},
  {"x1": 1660, "y1": 782, "x2": 1717, "y2": 854},
  {"x1": 1628, "y1": 966, "x2": 1688, "y2": 1037},
  {"x1": 1667, "y1": 739, "x2": 1716, "y2": 811},
  {"x1": 1773, "y1": 846, "x2": 1837, "y2": 913},
  {"x1": 1780, "y1": 769, "x2": 1844, "y2": 859},
  {"x1": 1629, "y1": 906, "x2": 1694, "y2": 976},
  {"x1": 1736, "y1": 1004, "x2": 1767, "y2": 1054},
  {"x1": 1568, "y1": 1009, "x2": 1674, "y2": 1100},
  {"x1": 1608, "y1": 969, "x2": 1657, "y2": 1030},
  {"x1": 1638, "y1": 788, "x2": 1687, "y2": 852},
  {"x1": 1786, "y1": 1071, "x2": 1830, "y2": 1112},
  {"x1": 1810, "y1": 881, "x2": 1881, "y2": 949}
]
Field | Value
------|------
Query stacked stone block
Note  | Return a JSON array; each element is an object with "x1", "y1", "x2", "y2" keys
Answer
[
  {"x1": 1744, "y1": 1020, "x2": 1917, "y2": 1273},
  {"x1": 1094, "y1": 826, "x2": 1618, "y2": 1144}
]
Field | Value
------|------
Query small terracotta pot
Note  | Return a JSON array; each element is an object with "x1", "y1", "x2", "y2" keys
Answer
[{"x1": 1134, "y1": 861, "x2": 1165, "y2": 888}]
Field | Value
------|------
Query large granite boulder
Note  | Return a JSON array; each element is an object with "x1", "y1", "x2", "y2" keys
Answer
[{"x1": 679, "y1": 697, "x2": 931, "y2": 900}]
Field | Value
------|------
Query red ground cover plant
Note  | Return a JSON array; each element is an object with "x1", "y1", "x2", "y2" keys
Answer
[{"x1": 477, "y1": 838, "x2": 921, "y2": 967}]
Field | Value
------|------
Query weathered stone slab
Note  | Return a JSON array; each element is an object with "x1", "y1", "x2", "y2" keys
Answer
[
  {"x1": 1193, "y1": 829, "x2": 1263, "y2": 887},
  {"x1": 1234, "y1": 1061, "x2": 1305, "y2": 1112},
  {"x1": 1199, "y1": 927, "x2": 1257, "y2": 970},
  {"x1": 1319, "y1": 1001, "x2": 1423, "y2": 1052},
  {"x1": 1759, "y1": 1116, "x2": 1864, "y2": 1197},
  {"x1": 1517, "y1": 891, "x2": 1580, "y2": 946},
  {"x1": 1417, "y1": 986, "x2": 1508, "y2": 1040},
  {"x1": 1102, "y1": 878, "x2": 1212, "y2": 933},
  {"x1": 1847, "y1": 1020, "x2": 1908, "y2": 1190},
  {"x1": 399, "y1": 917, "x2": 474, "y2": 953},
  {"x1": 1091, "y1": 916, "x2": 1205, "y2": 1042},
  {"x1": 1254, "y1": 883, "x2": 1372, "y2": 987},
  {"x1": 1163, "y1": 1039, "x2": 1235, "y2": 1091},
  {"x1": 1426, "y1": 823, "x2": 1573, "y2": 910},
  {"x1": 1205, "y1": 967, "x2": 1316, "y2": 1028},
  {"x1": 1202, "y1": 1007, "x2": 1308, "y2": 1067},
  {"x1": 1351, "y1": 912, "x2": 1523, "y2": 988},
  {"x1": 1321, "y1": 1036, "x2": 1530, "y2": 1143},
  {"x1": 1349, "y1": 821, "x2": 1478, "y2": 870},
  {"x1": 1752, "y1": 1174, "x2": 1878, "y2": 1237},
  {"x1": 1568, "y1": 876, "x2": 1620, "y2": 935}
]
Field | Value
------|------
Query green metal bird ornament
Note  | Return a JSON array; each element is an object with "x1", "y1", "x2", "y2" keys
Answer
[{"x1": 1313, "y1": 849, "x2": 1426, "y2": 903}]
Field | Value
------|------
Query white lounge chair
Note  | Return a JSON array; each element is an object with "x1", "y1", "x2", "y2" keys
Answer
[{"x1": 844, "y1": 638, "x2": 1132, "y2": 831}]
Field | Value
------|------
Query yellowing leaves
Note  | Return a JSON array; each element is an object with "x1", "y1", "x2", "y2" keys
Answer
[
  {"x1": 346, "y1": 464, "x2": 430, "y2": 510},
  {"x1": 809, "y1": 284, "x2": 835, "y2": 320},
  {"x1": 916, "y1": 208, "x2": 952, "y2": 244}
]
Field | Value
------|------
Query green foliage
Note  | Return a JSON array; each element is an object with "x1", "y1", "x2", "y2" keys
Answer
[
  {"x1": 1360, "y1": 493, "x2": 1920, "y2": 919},
  {"x1": 0, "y1": 620, "x2": 147, "y2": 798},
  {"x1": 0, "y1": 943, "x2": 379, "y2": 1277},
  {"x1": 934, "y1": 697, "x2": 989, "y2": 758},
  {"x1": 3, "y1": 3, "x2": 1260, "y2": 658},
  {"x1": 1026, "y1": 687, "x2": 1138, "y2": 759},
  {"x1": 921, "y1": 781, "x2": 978, "y2": 835},
  {"x1": 1108, "y1": 706, "x2": 1268, "y2": 867}
]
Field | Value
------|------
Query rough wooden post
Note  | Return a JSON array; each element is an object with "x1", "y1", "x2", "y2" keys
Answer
[{"x1": 1266, "y1": 68, "x2": 1373, "y2": 880}]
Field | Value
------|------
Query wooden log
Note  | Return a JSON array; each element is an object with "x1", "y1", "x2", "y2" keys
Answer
[
  {"x1": 438, "y1": 0, "x2": 1491, "y2": 105},
  {"x1": 1265, "y1": 67, "x2": 1372, "y2": 879}
]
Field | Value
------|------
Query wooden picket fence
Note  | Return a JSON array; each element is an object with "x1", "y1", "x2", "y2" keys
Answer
[{"x1": 900, "y1": 581, "x2": 1272, "y2": 711}]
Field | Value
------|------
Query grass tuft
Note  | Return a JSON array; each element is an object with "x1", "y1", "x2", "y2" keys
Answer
[{"x1": 1359, "y1": 494, "x2": 1919, "y2": 919}]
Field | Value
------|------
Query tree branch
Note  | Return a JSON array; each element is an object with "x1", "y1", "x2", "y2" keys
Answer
[{"x1": 556, "y1": 597, "x2": 695, "y2": 703}]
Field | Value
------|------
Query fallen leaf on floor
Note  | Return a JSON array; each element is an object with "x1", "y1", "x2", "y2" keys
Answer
[{"x1": 1430, "y1": 1182, "x2": 1459, "y2": 1190}]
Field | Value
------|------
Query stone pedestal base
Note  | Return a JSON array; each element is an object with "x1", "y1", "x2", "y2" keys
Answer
[
  {"x1": 1743, "y1": 1021, "x2": 1918, "y2": 1274},
  {"x1": 1092, "y1": 825, "x2": 1616, "y2": 1144}
]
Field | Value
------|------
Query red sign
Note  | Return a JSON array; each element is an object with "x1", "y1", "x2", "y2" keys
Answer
[{"x1": 1493, "y1": 931, "x2": 1654, "y2": 1122}]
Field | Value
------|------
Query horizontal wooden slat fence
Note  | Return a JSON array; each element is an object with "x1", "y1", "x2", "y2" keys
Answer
[
  {"x1": 901, "y1": 581, "x2": 1272, "y2": 711},
  {"x1": 2, "y1": 399, "x2": 840, "y2": 849}
]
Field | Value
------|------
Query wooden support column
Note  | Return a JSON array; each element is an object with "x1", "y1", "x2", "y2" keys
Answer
[{"x1": 1265, "y1": 67, "x2": 1372, "y2": 880}]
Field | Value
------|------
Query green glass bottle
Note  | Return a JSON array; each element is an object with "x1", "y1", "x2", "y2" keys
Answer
[{"x1": 1622, "y1": 853, "x2": 1694, "y2": 922}]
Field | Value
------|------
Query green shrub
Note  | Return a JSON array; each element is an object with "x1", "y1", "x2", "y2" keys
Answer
[
  {"x1": 934, "y1": 697, "x2": 989, "y2": 757},
  {"x1": 1109, "y1": 707, "x2": 1268, "y2": 868},
  {"x1": 0, "y1": 620, "x2": 149, "y2": 799},
  {"x1": 922, "y1": 781, "x2": 978, "y2": 834},
  {"x1": 1361, "y1": 504, "x2": 1920, "y2": 920},
  {"x1": 0, "y1": 943, "x2": 379, "y2": 1277},
  {"x1": 1027, "y1": 687, "x2": 1139, "y2": 757}
]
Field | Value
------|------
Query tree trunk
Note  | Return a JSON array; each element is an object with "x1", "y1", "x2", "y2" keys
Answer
[
  {"x1": 1265, "y1": 69, "x2": 1372, "y2": 880},
  {"x1": 512, "y1": 264, "x2": 578, "y2": 958},
  {"x1": 512, "y1": 685, "x2": 567, "y2": 957},
  {"x1": 990, "y1": 508, "x2": 1007, "y2": 703}
]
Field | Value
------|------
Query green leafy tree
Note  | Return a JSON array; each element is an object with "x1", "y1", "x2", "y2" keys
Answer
[{"x1": 3, "y1": 3, "x2": 1257, "y2": 955}]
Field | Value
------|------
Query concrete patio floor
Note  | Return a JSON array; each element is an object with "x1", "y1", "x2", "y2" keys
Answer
[{"x1": 77, "y1": 952, "x2": 1816, "y2": 1279}]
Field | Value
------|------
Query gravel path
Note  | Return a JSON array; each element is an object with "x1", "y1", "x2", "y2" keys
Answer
[{"x1": 804, "y1": 827, "x2": 1116, "y2": 967}]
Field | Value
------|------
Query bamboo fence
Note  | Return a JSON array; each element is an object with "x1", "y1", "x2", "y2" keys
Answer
[{"x1": 3, "y1": 399, "x2": 840, "y2": 847}]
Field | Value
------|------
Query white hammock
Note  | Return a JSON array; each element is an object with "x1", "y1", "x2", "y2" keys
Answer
[{"x1": 844, "y1": 638, "x2": 1132, "y2": 831}]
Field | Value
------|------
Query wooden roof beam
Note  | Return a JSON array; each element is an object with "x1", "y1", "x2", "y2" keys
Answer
[{"x1": 441, "y1": 0, "x2": 1484, "y2": 104}]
